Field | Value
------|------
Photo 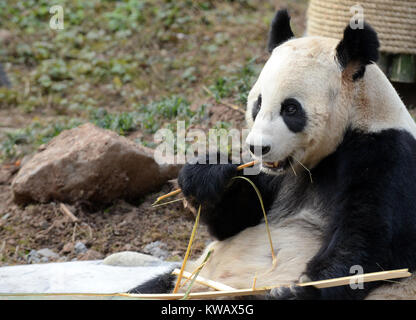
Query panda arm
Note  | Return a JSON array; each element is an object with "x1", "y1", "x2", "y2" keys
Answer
[
  {"x1": 275, "y1": 129, "x2": 416, "y2": 300},
  {"x1": 178, "y1": 158, "x2": 281, "y2": 240}
]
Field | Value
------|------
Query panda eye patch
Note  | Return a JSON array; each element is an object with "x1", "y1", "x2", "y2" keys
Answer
[
  {"x1": 280, "y1": 98, "x2": 307, "y2": 133},
  {"x1": 252, "y1": 94, "x2": 262, "y2": 120}
]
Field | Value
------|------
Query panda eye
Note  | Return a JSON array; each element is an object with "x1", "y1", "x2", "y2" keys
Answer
[{"x1": 281, "y1": 99, "x2": 300, "y2": 116}]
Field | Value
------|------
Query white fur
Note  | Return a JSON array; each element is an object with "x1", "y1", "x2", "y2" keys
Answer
[{"x1": 186, "y1": 208, "x2": 324, "y2": 291}]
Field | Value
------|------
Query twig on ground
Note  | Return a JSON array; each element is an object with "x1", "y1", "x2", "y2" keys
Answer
[{"x1": 59, "y1": 203, "x2": 79, "y2": 223}]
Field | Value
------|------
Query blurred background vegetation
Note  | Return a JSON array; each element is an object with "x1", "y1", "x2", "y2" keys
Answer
[{"x1": 0, "y1": 0, "x2": 309, "y2": 163}]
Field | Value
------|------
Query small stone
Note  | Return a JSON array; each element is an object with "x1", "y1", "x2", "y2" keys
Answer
[
  {"x1": 74, "y1": 241, "x2": 87, "y2": 255},
  {"x1": 103, "y1": 251, "x2": 162, "y2": 267},
  {"x1": 27, "y1": 250, "x2": 40, "y2": 264},
  {"x1": 39, "y1": 221, "x2": 49, "y2": 230},
  {"x1": 77, "y1": 249, "x2": 103, "y2": 261},
  {"x1": 57, "y1": 256, "x2": 68, "y2": 262},
  {"x1": 143, "y1": 241, "x2": 169, "y2": 260},
  {"x1": 37, "y1": 248, "x2": 59, "y2": 260},
  {"x1": 61, "y1": 242, "x2": 74, "y2": 254},
  {"x1": 122, "y1": 244, "x2": 132, "y2": 251},
  {"x1": 0, "y1": 29, "x2": 12, "y2": 43}
]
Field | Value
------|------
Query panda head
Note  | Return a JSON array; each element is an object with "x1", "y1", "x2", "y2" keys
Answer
[{"x1": 245, "y1": 9, "x2": 380, "y2": 175}]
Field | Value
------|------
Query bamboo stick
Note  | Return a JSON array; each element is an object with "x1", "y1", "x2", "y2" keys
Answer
[
  {"x1": 122, "y1": 268, "x2": 411, "y2": 300},
  {"x1": 172, "y1": 205, "x2": 201, "y2": 293},
  {"x1": 1, "y1": 268, "x2": 410, "y2": 300},
  {"x1": 172, "y1": 268, "x2": 236, "y2": 291},
  {"x1": 297, "y1": 268, "x2": 411, "y2": 289}
]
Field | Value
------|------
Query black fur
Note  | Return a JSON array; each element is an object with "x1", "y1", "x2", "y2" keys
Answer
[
  {"x1": 280, "y1": 98, "x2": 307, "y2": 133},
  {"x1": 178, "y1": 154, "x2": 282, "y2": 240},
  {"x1": 298, "y1": 128, "x2": 416, "y2": 299},
  {"x1": 335, "y1": 22, "x2": 380, "y2": 80},
  {"x1": 128, "y1": 267, "x2": 176, "y2": 294},
  {"x1": 266, "y1": 128, "x2": 416, "y2": 299},
  {"x1": 252, "y1": 94, "x2": 261, "y2": 121},
  {"x1": 267, "y1": 9, "x2": 294, "y2": 53}
]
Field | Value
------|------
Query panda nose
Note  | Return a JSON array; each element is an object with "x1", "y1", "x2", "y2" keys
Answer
[{"x1": 249, "y1": 144, "x2": 271, "y2": 156}]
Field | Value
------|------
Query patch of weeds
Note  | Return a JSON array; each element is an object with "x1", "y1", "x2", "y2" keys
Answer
[
  {"x1": 89, "y1": 108, "x2": 136, "y2": 135},
  {"x1": 208, "y1": 58, "x2": 260, "y2": 105},
  {"x1": 0, "y1": 88, "x2": 20, "y2": 108},
  {"x1": 135, "y1": 138, "x2": 158, "y2": 149},
  {"x1": 209, "y1": 77, "x2": 234, "y2": 101},
  {"x1": 136, "y1": 96, "x2": 201, "y2": 133},
  {"x1": 104, "y1": 0, "x2": 145, "y2": 32},
  {"x1": 234, "y1": 57, "x2": 258, "y2": 104},
  {"x1": 212, "y1": 121, "x2": 232, "y2": 130}
]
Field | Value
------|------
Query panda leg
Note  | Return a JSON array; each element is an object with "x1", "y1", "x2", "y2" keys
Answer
[{"x1": 128, "y1": 268, "x2": 176, "y2": 294}]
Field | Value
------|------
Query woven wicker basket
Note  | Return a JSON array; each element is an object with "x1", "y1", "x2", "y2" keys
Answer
[{"x1": 307, "y1": 0, "x2": 416, "y2": 55}]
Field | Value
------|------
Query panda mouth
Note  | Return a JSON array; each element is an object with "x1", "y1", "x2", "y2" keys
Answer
[{"x1": 262, "y1": 157, "x2": 291, "y2": 172}]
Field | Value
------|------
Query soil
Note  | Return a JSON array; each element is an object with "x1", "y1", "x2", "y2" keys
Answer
[{"x1": 0, "y1": 104, "x2": 249, "y2": 267}]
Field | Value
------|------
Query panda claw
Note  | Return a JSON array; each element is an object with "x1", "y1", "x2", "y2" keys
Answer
[
  {"x1": 298, "y1": 273, "x2": 312, "y2": 284},
  {"x1": 269, "y1": 285, "x2": 298, "y2": 300}
]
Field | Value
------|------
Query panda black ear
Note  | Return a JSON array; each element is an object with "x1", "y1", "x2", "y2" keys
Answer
[
  {"x1": 335, "y1": 23, "x2": 380, "y2": 81},
  {"x1": 267, "y1": 9, "x2": 294, "y2": 53}
]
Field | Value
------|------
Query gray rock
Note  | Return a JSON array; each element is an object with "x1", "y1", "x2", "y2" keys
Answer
[
  {"x1": 143, "y1": 241, "x2": 169, "y2": 260},
  {"x1": 74, "y1": 242, "x2": 87, "y2": 255},
  {"x1": 103, "y1": 251, "x2": 162, "y2": 267},
  {"x1": 27, "y1": 250, "x2": 40, "y2": 264},
  {"x1": 12, "y1": 123, "x2": 181, "y2": 205},
  {"x1": 37, "y1": 248, "x2": 59, "y2": 260}
]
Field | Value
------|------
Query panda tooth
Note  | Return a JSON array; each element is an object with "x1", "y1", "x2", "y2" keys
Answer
[{"x1": 274, "y1": 161, "x2": 279, "y2": 168}]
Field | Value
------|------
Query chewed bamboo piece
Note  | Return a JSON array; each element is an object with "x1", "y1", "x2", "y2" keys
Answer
[
  {"x1": 172, "y1": 205, "x2": 202, "y2": 293},
  {"x1": 172, "y1": 268, "x2": 236, "y2": 291},
  {"x1": 121, "y1": 268, "x2": 411, "y2": 300},
  {"x1": 231, "y1": 175, "x2": 277, "y2": 267},
  {"x1": 181, "y1": 250, "x2": 214, "y2": 300},
  {"x1": 152, "y1": 160, "x2": 258, "y2": 206}
]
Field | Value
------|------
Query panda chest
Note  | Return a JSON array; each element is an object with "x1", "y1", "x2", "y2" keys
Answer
[{"x1": 198, "y1": 200, "x2": 328, "y2": 289}]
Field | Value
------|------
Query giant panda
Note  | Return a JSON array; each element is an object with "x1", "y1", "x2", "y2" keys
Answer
[{"x1": 129, "y1": 9, "x2": 416, "y2": 299}]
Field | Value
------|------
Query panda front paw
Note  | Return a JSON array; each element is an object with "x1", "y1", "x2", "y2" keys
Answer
[{"x1": 178, "y1": 156, "x2": 238, "y2": 205}]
